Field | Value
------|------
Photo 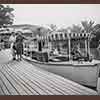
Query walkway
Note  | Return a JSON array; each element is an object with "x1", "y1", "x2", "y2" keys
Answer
[
  {"x1": 0, "y1": 49, "x2": 13, "y2": 64},
  {"x1": 0, "y1": 49, "x2": 98, "y2": 95}
]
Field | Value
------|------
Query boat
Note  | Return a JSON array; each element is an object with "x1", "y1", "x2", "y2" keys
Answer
[{"x1": 23, "y1": 31, "x2": 100, "y2": 90}]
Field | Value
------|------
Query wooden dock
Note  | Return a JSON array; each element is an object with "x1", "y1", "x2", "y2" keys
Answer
[{"x1": 0, "y1": 60, "x2": 98, "y2": 95}]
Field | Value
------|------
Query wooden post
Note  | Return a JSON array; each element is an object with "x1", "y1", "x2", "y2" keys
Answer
[
  {"x1": 68, "y1": 37, "x2": 71, "y2": 61},
  {"x1": 30, "y1": 44, "x2": 33, "y2": 59},
  {"x1": 47, "y1": 37, "x2": 49, "y2": 59},
  {"x1": 96, "y1": 65, "x2": 100, "y2": 95},
  {"x1": 97, "y1": 77, "x2": 100, "y2": 95},
  {"x1": 85, "y1": 39, "x2": 88, "y2": 57},
  {"x1": 87, "y1": 37, "x2": 91, "y2": 59}
]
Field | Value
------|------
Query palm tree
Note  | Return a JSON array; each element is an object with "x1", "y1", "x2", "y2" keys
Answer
[
  {"x1": 91, "y1": 24, "x2": 100, "y2": 48},
  {"x1": 81, "y1": 20, "x2": 96, "y2": 58},
  {"x1": 0, "y1": 4, "x2": 14, "y2": 27},
  {"x1": 81, "y1": 20, "x2": 95, "y2": 33},
  {"x1": 48, "y1": 24, "x2": 57, "y2": 32},
  {"x1": 81, "y1": 20, "x2": 96, "y2": 41}
]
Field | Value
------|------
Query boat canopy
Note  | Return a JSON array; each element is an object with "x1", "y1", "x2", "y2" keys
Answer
[{"x1": 36, "y1": 32, "x2": 91, "y2": 41}]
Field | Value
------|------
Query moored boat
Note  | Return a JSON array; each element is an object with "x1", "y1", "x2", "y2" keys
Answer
[{"x1": 23, "y1": 31, "x2": 100, "y2": 91}]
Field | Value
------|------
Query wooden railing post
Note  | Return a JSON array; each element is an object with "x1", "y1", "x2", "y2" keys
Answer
[{"x1": 68, "y1": 37, "x2": 71, "y2": 61}]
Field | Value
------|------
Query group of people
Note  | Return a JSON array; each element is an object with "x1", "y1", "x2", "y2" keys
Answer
[
  {"x1": 71, "y1": 43, "x2": 83, "y2": 59},
  {"x1": 9, "y1": 31, "x2": 29, "y2": 61}
]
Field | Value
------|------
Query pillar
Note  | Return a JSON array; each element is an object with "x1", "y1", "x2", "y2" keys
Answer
[
  {"x1": 68, "y1": 38, "x2": 71, "y2": 61},
  {"x1": 87, "y1": 37, "x2": 91, "y2": 59},
  {"x1": 85, "y1": 39, "x2": 88, "y2": 57}
]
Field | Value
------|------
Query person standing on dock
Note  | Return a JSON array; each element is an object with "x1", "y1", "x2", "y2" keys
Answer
[
  {"x1": 15, "y1": 31, "x2": 26, "y2": 61},
  {"x1": 15, "y1": 31, "x2": 34, "y2": 61},
  {"x1": 9, "y1": 32, "x2": 17, "y2": 60}
]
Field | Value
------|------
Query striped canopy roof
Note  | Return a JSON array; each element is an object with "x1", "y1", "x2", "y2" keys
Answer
[{"x1": 38, "y1": 32, "x2": 91, "y2": 41}]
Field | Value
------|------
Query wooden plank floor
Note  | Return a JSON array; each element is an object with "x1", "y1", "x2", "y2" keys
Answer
[{"x1": 0, "y1": 60, "x2": 98, "y2": 95}]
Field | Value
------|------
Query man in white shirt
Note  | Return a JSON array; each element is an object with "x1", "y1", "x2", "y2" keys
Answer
[
  {"x1": 9, "y1": 32, "x2": 17, "y2": 60},
  {"x1": 9, "y1": 32, "x2": 16, "y2": 48}
]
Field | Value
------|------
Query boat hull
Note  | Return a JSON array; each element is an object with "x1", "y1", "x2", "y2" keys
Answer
[{"x1": 23, "y1": 54, "x2": 100, "y2": 88}]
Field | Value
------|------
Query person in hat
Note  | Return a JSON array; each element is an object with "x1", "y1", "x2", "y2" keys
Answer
[
  {"x1": 15, "y1": 31, "x2": 34, "y2": 61},
  {"x1": 9, "y1": 32, "x2": 17, "y2": 60}
]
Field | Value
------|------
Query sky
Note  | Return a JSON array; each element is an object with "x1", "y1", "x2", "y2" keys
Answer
[{"x1": 7, "y1": 4, "x2": 100, "y2": 28}]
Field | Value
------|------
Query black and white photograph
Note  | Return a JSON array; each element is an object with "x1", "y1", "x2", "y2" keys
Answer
[{"x1": 0, "y1": 4, "x2": 100, "y2": 95}]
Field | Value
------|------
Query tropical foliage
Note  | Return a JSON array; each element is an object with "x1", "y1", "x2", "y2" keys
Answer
[
  {"x1": 81, "y1": 20, "x2": 95, "y2": 33},
  {"x1": 0, "y1": 4, "x2": 14, "y2": 27},
  {"x1": 48, "y1": 24, "x2": 57, "y2": 31}
]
